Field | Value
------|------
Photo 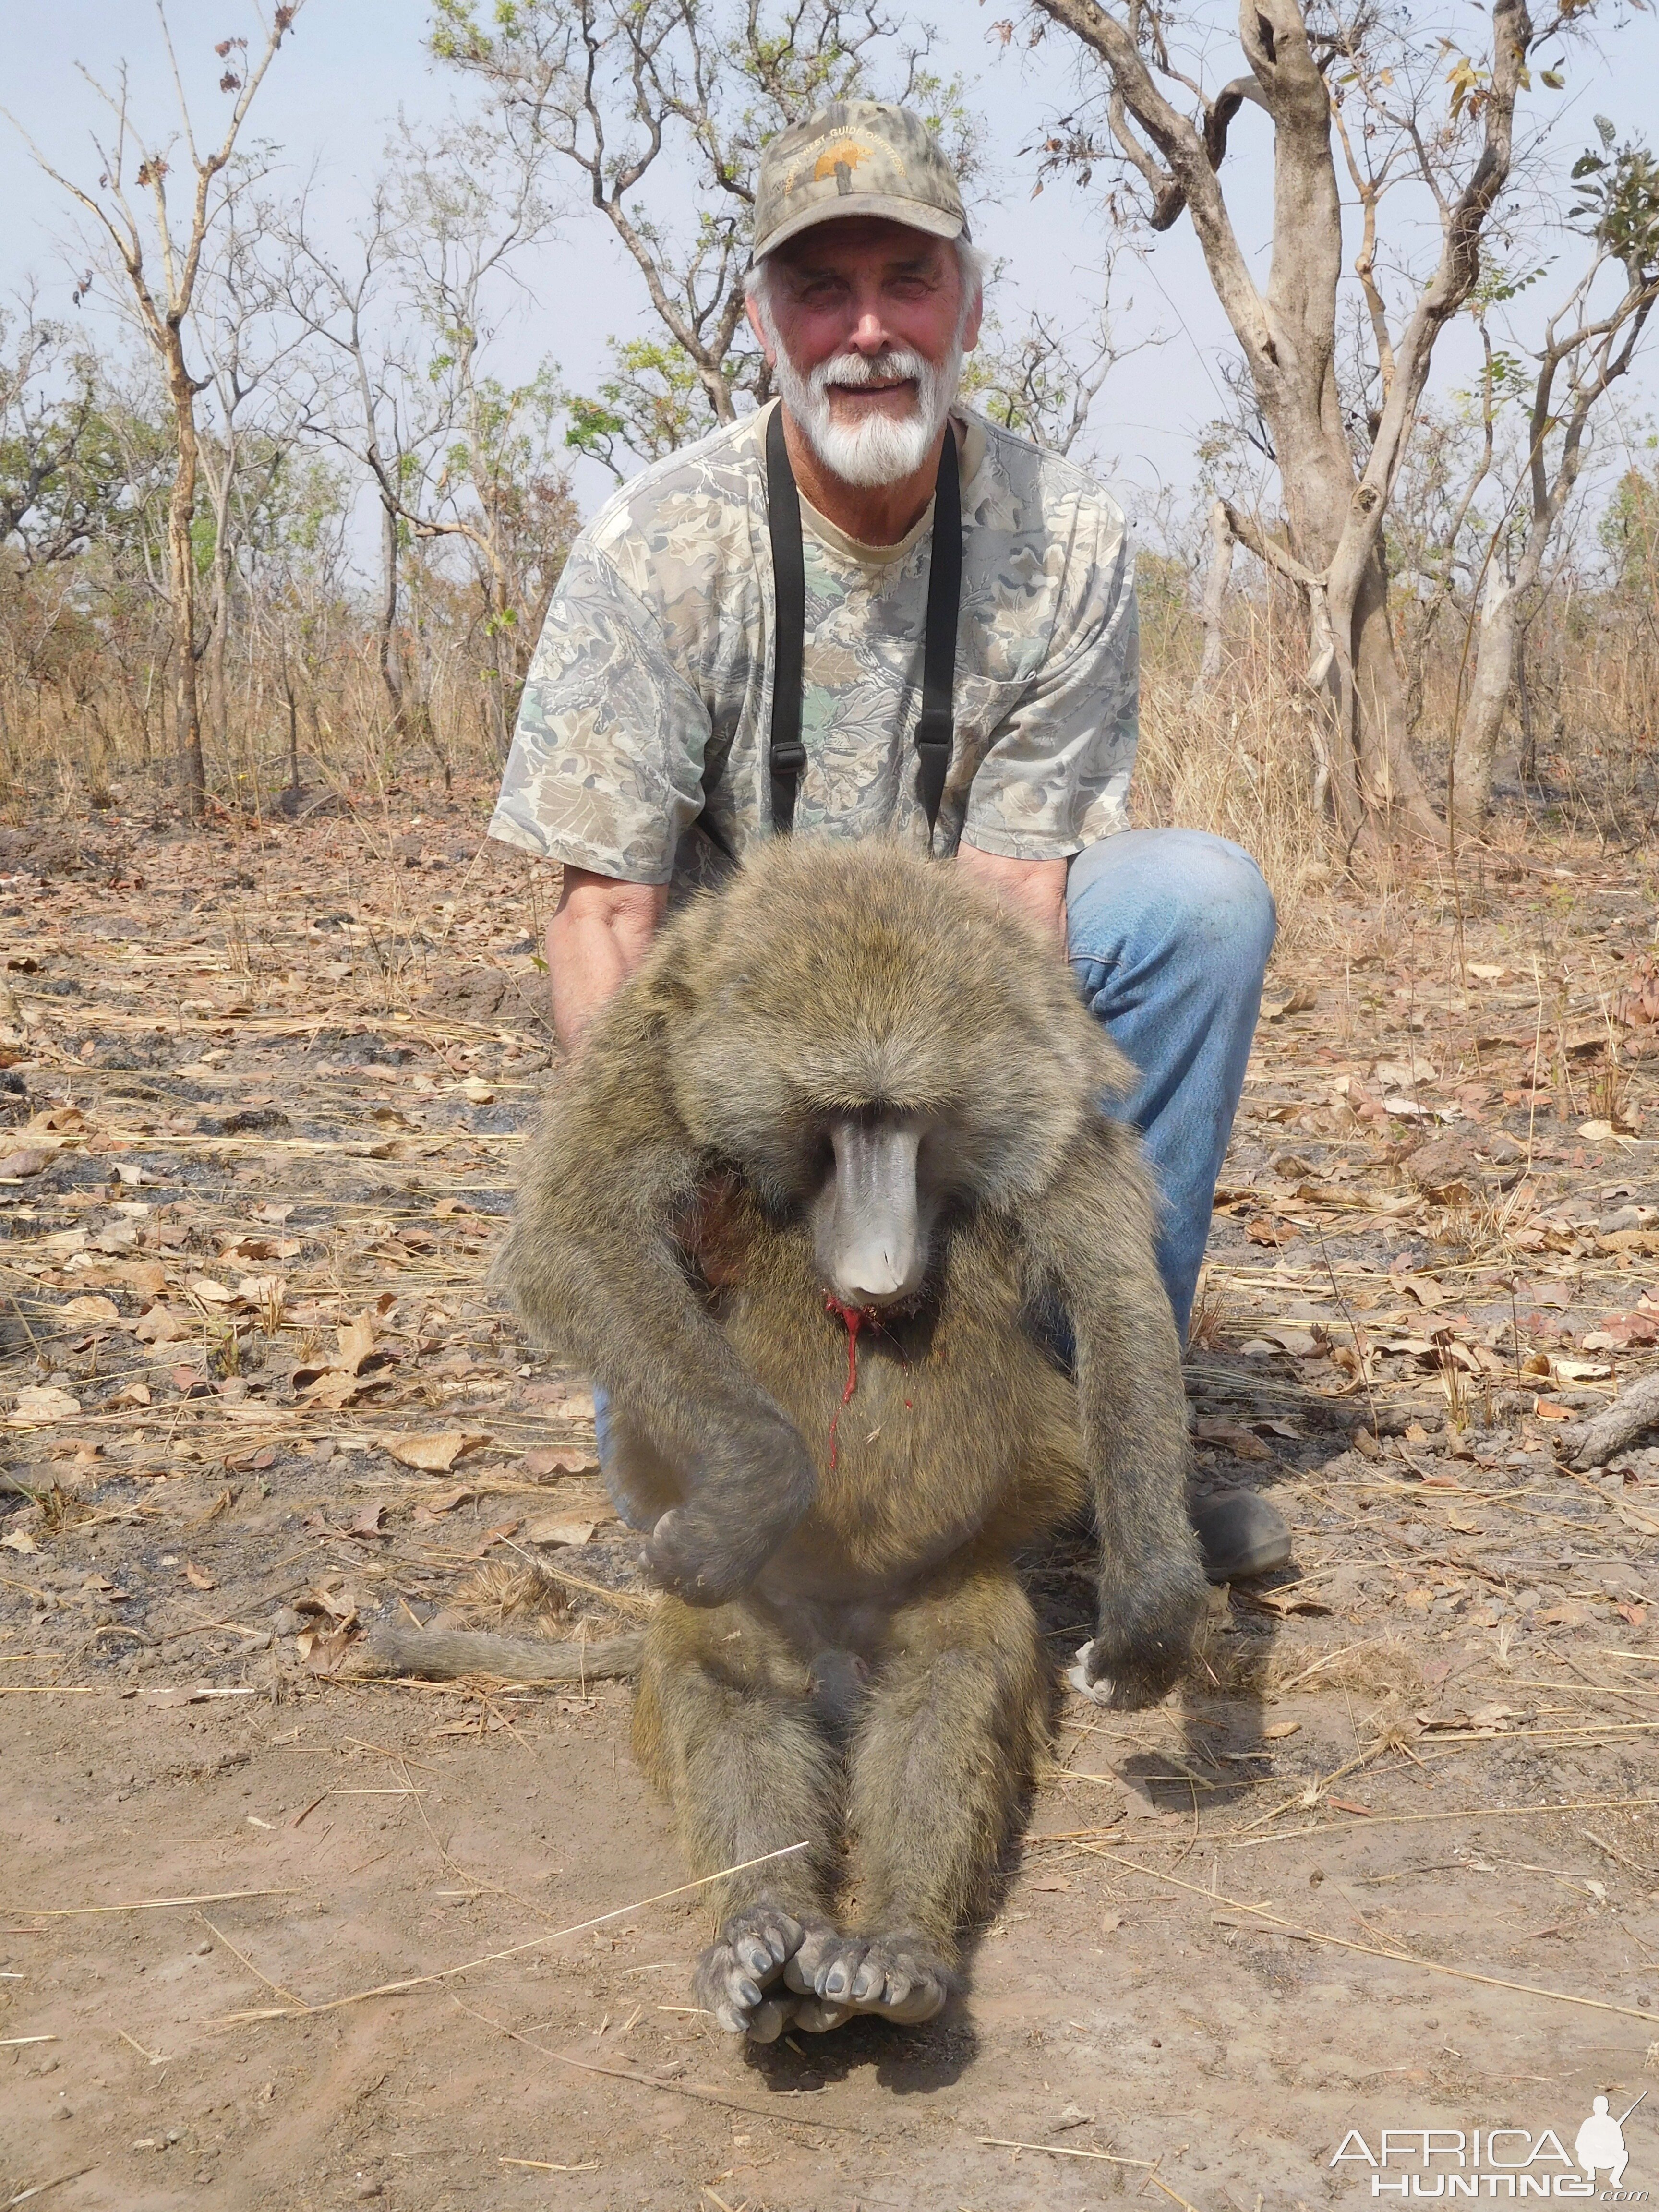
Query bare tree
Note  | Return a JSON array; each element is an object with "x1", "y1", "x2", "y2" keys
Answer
[
  {"x1": 431, "y1": 0, "x2": 973, "y2": 433},
  {"x1": 9, "y1": 0, "x2": 305, "y2": 816},
  {"x1": 0, "y1": 292, "x2": 109, "y2": 569},
  {"x1": 286, "y1": 117, "x2": 574, "y2": 768},
  {"x1": 1452, "y1": 127, "x2": 1659, "y2": 827},
  {"x1": 278, "y1": 178, "x2": 426, "y2": 746},
  {"x1": 963, "y1": 251, "x2": 1149, "y2": 460},
  {"x1": 1027, "y1": 0, "x2": 1594, "y2": 849},
  {"x1": 192, "y1": 205, "x2": 313, "y2": 770}
]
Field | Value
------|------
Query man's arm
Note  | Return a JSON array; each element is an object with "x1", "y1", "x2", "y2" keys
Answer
[
  {"x1": 956, "y1": 843, "x2": 1069, "y2": 959},
  {"x1": 547, "y1": 866, "x2": 669, "y2": 1052}
]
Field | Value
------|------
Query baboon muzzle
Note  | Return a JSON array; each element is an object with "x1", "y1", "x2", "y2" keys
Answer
[{"x1": 817, "y1": 1116, "x2": 928, "y2": 1308}]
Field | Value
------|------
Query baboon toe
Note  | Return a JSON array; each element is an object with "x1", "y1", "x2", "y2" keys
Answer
[
  {"x1": 788, "y1": 1930, "x2": 952, "y2": 2025},
  {"x1": 692, "y1": 1903, "x2": 805, "y2": 2039}
]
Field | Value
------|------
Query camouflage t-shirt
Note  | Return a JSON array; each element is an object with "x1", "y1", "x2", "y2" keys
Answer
[{"x1": 489, "y1": 402, "x2": 1138, "y2": 889}]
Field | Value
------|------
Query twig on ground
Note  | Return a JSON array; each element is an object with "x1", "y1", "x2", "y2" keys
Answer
[
  {"x1": 1083, "y1": 1848, "x2": 1659, "y2": 2021},
  {"x1": 210, "y1": 1842, "x2": 812, "y2": 2023}
]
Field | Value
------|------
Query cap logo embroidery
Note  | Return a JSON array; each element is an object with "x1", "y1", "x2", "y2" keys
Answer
[
  {"x1": 812, "y1": 136, "x2": 875, "y2": 182},
  {"x1": 781, "y1": 132, "x2": 911, "y2": 196}
]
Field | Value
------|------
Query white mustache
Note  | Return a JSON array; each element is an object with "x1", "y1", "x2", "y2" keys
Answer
[{"x1": 817, "y1": 349, "x2": 928, "y2": 392}]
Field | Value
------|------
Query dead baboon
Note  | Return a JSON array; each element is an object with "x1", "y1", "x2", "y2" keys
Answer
[{"x1": 377, "y1": 838, "x2": 1202, "y2": 2039}]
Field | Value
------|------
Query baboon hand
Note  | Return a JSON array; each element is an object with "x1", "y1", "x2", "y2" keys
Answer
[
  {"x1": 639, "y1": 1417, "x2": 815, "y2": 1605},
  {"x1": 1069, "y1": 1633, "x2": 1188, "y2": 1711},
  {"x1": 1073, "y1": 1554, "x2": 1208, "y2": 1708}
]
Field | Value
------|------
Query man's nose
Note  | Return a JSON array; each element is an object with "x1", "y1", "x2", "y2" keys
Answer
[{"x1": 844, "y1": 305, "x2": 893, "y2": 354}]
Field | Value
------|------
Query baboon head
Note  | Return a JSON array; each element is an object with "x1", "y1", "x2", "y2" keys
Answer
[{"x1": 652, "y1": 839, "x2": 1133, "y2": 1310}]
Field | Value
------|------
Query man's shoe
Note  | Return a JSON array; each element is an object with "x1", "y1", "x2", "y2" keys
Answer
[{"x1": 1192, "y1": 1488, "x2": 1292, "y2": 1583}]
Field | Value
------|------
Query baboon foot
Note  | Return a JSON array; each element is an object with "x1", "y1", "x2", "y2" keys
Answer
[
  {"x1": 783, "y1": 1925, "x2": 953, "y2": 2026},
  {"x1": 692, "y1": 1904, "x2": 809, "y2": 2042}
]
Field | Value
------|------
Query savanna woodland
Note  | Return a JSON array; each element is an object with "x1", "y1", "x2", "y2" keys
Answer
[{"x1": 8, "y1": 2, "x2": 1659, "y2": 2206}]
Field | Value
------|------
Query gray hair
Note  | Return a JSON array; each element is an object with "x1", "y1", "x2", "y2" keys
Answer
[{"x1": 745, "y1": 234, "x2": 985, "y2": 316}]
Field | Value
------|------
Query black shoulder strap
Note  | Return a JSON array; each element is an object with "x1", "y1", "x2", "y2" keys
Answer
[
  {"x1": 764, "y1": 403, "x2": 962, "y2": 846},
  {"x1": 913, "y1": 423, "x2": 961, "y2": 844},
  {"x1": 764, "y1": 405, "x2": 808, "y2": 834}
]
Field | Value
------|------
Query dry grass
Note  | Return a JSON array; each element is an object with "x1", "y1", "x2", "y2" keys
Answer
[
  {"x1": 1265, "y1": 1635, "x2": 1427, "y2": 1704},
  {"x1": 1135, "y1": 646, "x2": 1330, "y2": 957}
]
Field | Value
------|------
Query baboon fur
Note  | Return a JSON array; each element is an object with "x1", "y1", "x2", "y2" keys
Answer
[{"x1": 393, "y1": 838, "x2": 1203, "y2": 2035}]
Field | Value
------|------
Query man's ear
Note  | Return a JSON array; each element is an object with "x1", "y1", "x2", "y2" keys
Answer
[
  {"x1": 745, "y1": 289, "x2": 777, "y2": 365},
  {"x1": 961, "y1": 282, "x2": 984, "y2": 357}
]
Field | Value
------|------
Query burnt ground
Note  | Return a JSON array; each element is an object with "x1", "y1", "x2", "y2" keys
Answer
[{"x1": 4, "y1": 788, "x2": 1659, "y2": 2210}]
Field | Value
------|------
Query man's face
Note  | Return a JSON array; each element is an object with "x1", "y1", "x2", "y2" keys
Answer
[{"x1": 747, "y1": 217, "x2": 982, "y2": 490}]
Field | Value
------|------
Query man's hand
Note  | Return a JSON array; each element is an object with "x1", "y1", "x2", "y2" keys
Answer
[
  {"x1": 548, "y1": 866, "x2": 669, "y2": 1051},
  {"x1": 955, "y1": 843, "x2": 1069, "y2": 958}
]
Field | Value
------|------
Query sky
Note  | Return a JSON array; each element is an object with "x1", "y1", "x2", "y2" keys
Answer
[{"x1": 3, "y1": 0, "x2": 1658, "y2": 547}]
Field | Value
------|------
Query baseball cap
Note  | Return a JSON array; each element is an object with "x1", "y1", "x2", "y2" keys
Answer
[{"x1": 752, "y1": 99, "x2": 968, "y2": 262}]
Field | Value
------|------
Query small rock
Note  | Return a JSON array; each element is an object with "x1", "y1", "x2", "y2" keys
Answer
[
  {"x1": 271, "y1": 1607, "x2": 304, "y2": 1637},
  {"x1": 1484, "y1": 1131, "x2": 1525, "y2": 1165}
]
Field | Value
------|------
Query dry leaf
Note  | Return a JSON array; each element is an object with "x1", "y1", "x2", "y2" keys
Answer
[
  {"x1": 183, "y1": 1560, "x2": 215, "y2": 1591},
  {"x1": 1246, "y1": 1587, "x2": 1331, "y2": 1617},
  {"x1": 133, "y1": 1304, "x2": 192, "y2": 1345},
  {"x1": 11, "y1": 1384, "x2": 82, "y2": 1424},
  {"x1": 1551, "y1": 1356, "x2": 1612, "y2": 1382},
  {"x1": 337, "y1": 1310, "x2": 379, "y2": 1375},
  {"x1": 187, "y1": 1276, "x2": 237, "y2": 1305},
  {"x1": 1578, "y1": 1120, "x2": 1615, "y2": 1142},
  {"x1": 461, "y1": 1075, "x2": 495, "y2": 1104},
  {"x1": 520, "y1": 1445, "x2": 600, "y2": 1479},
  {"x1": 526, "y1": 1515, "x2": 597, "y2": 1548},
  {"x1": 57, "y1": 1294, "x2": 120, "y2": 1329},
  {"x1": 0, "y1": 1145, "x2": 55, "y2": 1178},
  {"x1": 304, "y1": 1625, "x2": 358, "y2": 1676},
  {"x1": 236, "y1": 1274, "x2": 287, "y2": 1313},
  {"x1": 1262, "y1": 1719, "x2": 1301, "y2": 1740},
  {"x1": 349, "y1": 1503, "x2": 388, "y2": 1538},
  {"x1": 380, "y1": 1430, "x2": 489, "y2": 1473},
  {"x1": 411, "y1": 1485, "x2": 472, "y2": 1521},
  {"x1": 1, "y1": 1528, "x2": 38, "y2": 1554}
]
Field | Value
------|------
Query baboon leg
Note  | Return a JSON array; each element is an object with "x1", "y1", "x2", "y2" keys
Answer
[
  {"x1": 784, "y1": 1563, "x2": 1046, "y2": 2028},
  {"x1": 636, "y1": 1599, "x2": 840, "y2": 2043}
]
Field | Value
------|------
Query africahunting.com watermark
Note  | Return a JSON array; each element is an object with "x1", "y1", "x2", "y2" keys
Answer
[{"x1": 1332, "y1": 2098, "x2": 1648, "y2": 2199}]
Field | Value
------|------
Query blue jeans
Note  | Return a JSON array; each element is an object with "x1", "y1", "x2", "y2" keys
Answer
[
  {"x1": 593, "y1": 828, "x2": 1274, "y2": 1508},
  {"x1": 1066, "y1": 827, "x2": 1275, "y2": 1341}
]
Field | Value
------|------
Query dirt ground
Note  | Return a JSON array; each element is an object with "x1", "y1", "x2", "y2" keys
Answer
[{"x1": 5, "y1": 787, "x2": 1659, "y2": 2212}]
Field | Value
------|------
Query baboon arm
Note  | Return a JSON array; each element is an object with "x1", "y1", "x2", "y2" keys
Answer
[
  {"x1": 1022, "y1": 1122, "x2": 1206, "y2": 1707},
  {"x1": 502, "y1": 1009, "x2": 816, "y2": 1605}
]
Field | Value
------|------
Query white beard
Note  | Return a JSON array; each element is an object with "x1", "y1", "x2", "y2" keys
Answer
[{"x1": 757, "y1": 299, "x2": 963, "y2": 490}]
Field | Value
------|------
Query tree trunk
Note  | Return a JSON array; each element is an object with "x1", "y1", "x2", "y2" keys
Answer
[
  {"x1": 208, "y1": 492, "x2": 230, "y2": 778},
  {"x1": 1451, "y1": 565, "x2": 1517, "y2": 829},
  {"x1": 1192, "y1": 500, "x2": 1235, "y2": 701},
  {"x1": 377, "y1": 493, "x2": 407, "y2": 736},
  {"x1": 1275, "y1": 408, "x2": 1439, "y2": 842},
  {"x1": 164, "y1": 337, "x2": 205, "y2": 817}
]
